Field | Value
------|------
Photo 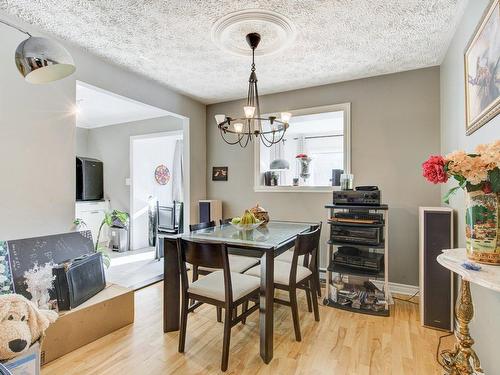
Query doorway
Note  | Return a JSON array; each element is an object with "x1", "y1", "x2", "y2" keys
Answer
[
  {"x1": 130, "y1": 131, "x2": 184, "y2": 251},
  {"x1": 75, "y1": 80, "x2": 190, "y2": 289}
]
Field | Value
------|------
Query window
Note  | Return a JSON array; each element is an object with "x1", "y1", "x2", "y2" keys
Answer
[{"x1": 254, "y1": 103, "x2": 351, "y2": 192}]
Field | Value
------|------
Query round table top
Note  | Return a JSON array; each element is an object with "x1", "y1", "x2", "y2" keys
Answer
[{"x1": 437, "y1": 248, "x2": 500, "y2": 293}]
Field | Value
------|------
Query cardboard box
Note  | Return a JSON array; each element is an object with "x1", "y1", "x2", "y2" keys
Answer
[
  {"x1": 41, "y1": 284, "x2": 134, "y2": 365},
  {"x1": 2, "y1": 341, "x2": 40, "y2": 375}
]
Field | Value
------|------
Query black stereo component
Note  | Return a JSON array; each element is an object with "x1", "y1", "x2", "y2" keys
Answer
[
  {"x1": 332, "y1": 189, "x2": 381, "y2": 206},
  {"x1": 333, "y1": 247, "x2": 384, "y2": 273},
  {"x1": 331, "y1": 225, "x2": 383, "y2": 246},
  {"x1": 331, "y1": 211, "x2": 384, "y2": 224}
]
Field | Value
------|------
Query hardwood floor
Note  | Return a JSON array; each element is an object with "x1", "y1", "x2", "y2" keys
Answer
[{"x1": 42, "y1": 283, "x2": 453, "y2": 375}]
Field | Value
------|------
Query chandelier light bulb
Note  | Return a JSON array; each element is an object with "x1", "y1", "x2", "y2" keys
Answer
[
  {"x1": 244, "y1": 106, "x2": 256, "y2": 118},
  {"x1": 281, "y1": 112, "x2": 292, "y2": 123},
  {"x1": 214, "y1": 114, "x2": 226, "y2": 125},
  {"x1": 234, "y1": 122, "x2": 244, "y2": 133}
]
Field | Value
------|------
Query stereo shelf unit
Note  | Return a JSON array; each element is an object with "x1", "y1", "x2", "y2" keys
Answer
[{"x1": 324, "y1": 204, "x2": 391, "y2": 317}]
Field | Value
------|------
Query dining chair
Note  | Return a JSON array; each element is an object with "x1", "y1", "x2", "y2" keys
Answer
[
  {"x1": 189, "y1": 221, "x2": 259, "y2": 321},
  {"x1": 177, "y1": 238, "x2": 260, "y2": 371},
  {"x1": 275, "y1": 223, "x2": 322, "y2": 297},
  {"x1": 244, "y1": 224, "x2": 322, "y2": 341},
  {"x1": 220, "y1": 217, "x2": 233, "y2": 225}
]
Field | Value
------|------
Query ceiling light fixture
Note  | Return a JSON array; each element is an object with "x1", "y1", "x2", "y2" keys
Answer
[
  {"x1": 0, "y1": 19, "x2": 75, "y2": 83},
  {"x1": 215, "y1": 33, "x2": 291, "y2": 148}
]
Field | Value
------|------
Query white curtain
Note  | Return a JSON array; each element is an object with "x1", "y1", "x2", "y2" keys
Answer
[{"x1": 171, "y1": 139, "x2": 183, "y2": 202}]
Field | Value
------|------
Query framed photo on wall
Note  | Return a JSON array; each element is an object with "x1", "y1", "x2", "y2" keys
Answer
[
  {"x1": 464, "y1": 0, "x2": 500, "y2": 135},
  {"x1": 212, "y1": 166, "x2": 228, "y2": 181}
]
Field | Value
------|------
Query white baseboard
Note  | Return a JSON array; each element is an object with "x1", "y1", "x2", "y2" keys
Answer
[
  {"x1": 319, "y1": 269, "x2": 419, "y2": 296},
  {"x1": 388, "y1": 282, "x2": 419, "y2": 296}
]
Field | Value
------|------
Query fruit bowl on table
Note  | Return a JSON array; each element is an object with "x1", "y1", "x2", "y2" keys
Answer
[{"x1": 230, "y1": 221, "x2": 263, "y2": 231}]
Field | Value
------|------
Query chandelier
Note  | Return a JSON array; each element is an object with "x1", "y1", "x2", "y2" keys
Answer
[{"x1": 215, "y1": 33, "x2": 291, "y2": 148}]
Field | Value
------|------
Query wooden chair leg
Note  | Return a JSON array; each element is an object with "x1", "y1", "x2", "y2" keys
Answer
[
  {"x1": 289, "y1": 288, "x2": 301, "y2": 342},
  {"x1": 305, "y1": 287, "x2": 313, "y2": 313},
  {"x1": 241, "y1": 301, "x2": 249, "y2": 324},
  {"x1": 217, "y1": 307, "x2": 222, "y2": 322},
  {"x1": 221, "y1": 308, "x2": 232, "y2": 371},
  {"x1": 315, "y1": 270, "x2": 322, "y2": 297},
  {"x1": 190, "y1": 266, "x2": 199, "y2": 307},
  {"x1": 178, "y1": 294, "x2": 189, "y2": 353},
  {"x1": 310, "y1": 279, "x2": 320, "y2": 321}
]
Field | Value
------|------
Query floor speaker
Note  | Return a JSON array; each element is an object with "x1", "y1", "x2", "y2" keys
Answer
[
  {"x1": 199, "y1": 200, "x2": 222, "y2": 224},
  {"x1": 419, "y1": 207, "x2": 453, "y2": 331}
]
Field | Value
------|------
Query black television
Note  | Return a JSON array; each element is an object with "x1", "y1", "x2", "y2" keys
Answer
[{"x1": 76, "y1": 157, "x2": 103, "y2": 201}]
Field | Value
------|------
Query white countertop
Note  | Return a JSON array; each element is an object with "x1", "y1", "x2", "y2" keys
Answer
[{"x1": 437, "y1": 248, "x2": 500, "y2": 293}]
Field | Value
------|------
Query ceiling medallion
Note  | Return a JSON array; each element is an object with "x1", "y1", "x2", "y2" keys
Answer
[
  {"x1": 211, "y1": 9, "x2": 296, "y2": 56},
  {"x1": 215, "y1": 33, "x2": 291, "y2": 148}
]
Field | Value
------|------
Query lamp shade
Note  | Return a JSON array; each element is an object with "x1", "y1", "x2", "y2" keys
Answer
[
  {"x1": 214, "y1": 114, "x2": 226, "y2": 125},
  {"x1": 269, "y1": 158, "x2": 290, "y2": 170},
  {"x1": 15, "y1": 36, "x2": 75, "y2": 84}
]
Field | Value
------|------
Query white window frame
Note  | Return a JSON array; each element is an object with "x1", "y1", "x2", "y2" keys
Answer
[{"x1": 253, "y1": 103, "x2": 351, "y2": 193}]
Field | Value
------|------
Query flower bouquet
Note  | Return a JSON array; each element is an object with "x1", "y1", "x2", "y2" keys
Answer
[{"x1": 422, "y1": 140, "x2": 500, "y2": 264}]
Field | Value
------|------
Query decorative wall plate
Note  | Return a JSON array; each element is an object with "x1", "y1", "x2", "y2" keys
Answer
[{"x1": 155, "y1": 165, "x2": 170, "y2": 185}]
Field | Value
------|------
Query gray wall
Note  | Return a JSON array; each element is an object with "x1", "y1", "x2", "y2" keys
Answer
[
  {"x1": 81, "y1": 116, "x2": 182, "y2": 213},
  {"x1": 76, "y1": 127, "x2": 89, "y2": 157},
  {"x1": 0, "y1": 13, "x2": 206, "y2": 241},
  {"x1": 440, "y1": 1, "x2": 500, "y2": 373},
  {"x1": 207, "y1": 67, "x2": 442, "y2": 286}
]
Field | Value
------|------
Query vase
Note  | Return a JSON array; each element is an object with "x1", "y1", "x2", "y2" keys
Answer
[{"x1": 465, "y1": 191, "x2": 500, "y2": 265}]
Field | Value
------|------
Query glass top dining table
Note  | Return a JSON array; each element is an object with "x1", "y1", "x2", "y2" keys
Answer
[
  {"x1": 181, "y1": 220, "x2": 314, "y2": 249},
  {"x1": 162, "y1": 220, "x2": 319, "y2": 365}
]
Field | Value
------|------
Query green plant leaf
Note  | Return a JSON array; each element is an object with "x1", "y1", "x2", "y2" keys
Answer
[
  {"x1": 489, "y1": 167, "x2": 500, "y2": 193},
  {"x1": 443, "y1": 186, "x2": 461, "y2": 204},
  {"x1": 466, "y1": 182, "x2": 483, "y2": 192}
]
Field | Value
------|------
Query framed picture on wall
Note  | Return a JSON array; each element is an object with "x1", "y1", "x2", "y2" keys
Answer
[
  {"x1": 464, "y1": 0, "x2": 500, "y2": 135},
  {"x1": 212, "y1": 166, "x2": 228, "y2": 181}
]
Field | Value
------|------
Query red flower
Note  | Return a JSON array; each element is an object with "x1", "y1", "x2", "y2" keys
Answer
[
  {"x1": 295, "y1": 153, "x2": 308, "y2": 158},
  {"x1": 482, "y1": 182, "x2": 492, "y2": 194},
  {"x1": 422, "y1": 155, "x2": 448, "y2": 184}
]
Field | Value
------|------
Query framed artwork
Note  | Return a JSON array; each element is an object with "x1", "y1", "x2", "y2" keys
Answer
[
  {"x1": 212, "y1": 166, "x2": 228, "y2": 181},
  {"x1": 464, "y1": 0, "x2": 500, "y2": 135},
  {"x1": 155, "y1": 164, "x2": 170, "y2": 185}
]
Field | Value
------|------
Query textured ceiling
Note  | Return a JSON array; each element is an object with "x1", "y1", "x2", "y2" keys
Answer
[{"x1": 0, "y1": 0, "x2": 467, "y2": 104}]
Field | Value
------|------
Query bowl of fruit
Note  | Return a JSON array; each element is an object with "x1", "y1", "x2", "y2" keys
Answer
[{"x1": 230, "y1": 210, "x2": 263, "y2": 231}]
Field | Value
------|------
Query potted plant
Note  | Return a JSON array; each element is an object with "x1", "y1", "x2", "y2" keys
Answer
[
  {"x1": 422, "y1": 140, "x2": 499, "y2": 264},
  {"x1": 95, "y1": 210, "x2": 129, "y2": 268}
]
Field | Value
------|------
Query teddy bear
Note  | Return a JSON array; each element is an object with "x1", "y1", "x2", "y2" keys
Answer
[{"x1": 0, "y1": 294, "x2": 58, "y2": 360}]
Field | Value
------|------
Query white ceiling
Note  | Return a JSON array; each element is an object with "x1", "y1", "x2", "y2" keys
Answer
[
  {"x1": 76, "y1": 81, "x2": 171, "y2": 128},
  {"x1": 1, "y1": 1, "x2": 467, "y2": 104}
]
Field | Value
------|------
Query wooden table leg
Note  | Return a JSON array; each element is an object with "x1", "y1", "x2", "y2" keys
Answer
[
  {"x1": 260, "y1": 249, "x2": 274, "y2": 363},
  {"x1": 163, "y1": 237, "x2": 180, "y2": 332},
  {"x1": 441, "y1": 279, "x2": 482, "y2": 374}
]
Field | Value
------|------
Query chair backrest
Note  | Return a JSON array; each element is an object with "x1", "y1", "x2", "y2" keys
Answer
[
  {"x1": 157, "y1": 202, "x2": 175, "y2": 230},
  {"x1": 175, "y1": 201, "x2": 184, "y2": 233},
  {"x1": 189, "y1": 221, "x2": 216, "y2": 232},
  {"x1": 220, "y1": 218, "x2": 233, "y2": 225},
  {"x1": 290, "y1": 223, "x2": 322, "y2": 285},
  {"x1": 177, "y1": 238, "x2": 233, "y2": 303}
]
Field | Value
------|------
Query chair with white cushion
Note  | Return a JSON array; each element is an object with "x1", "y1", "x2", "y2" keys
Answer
[
  {"x1": 275, "y1": 223, "x2": 322, "y2": 297},
  {"x1": 189, "y1": 221, "x2": 260, "y2": 321},
  {"x1": 244, "y1": 224, "x2": 322, "y2": 341},
  {"x1": 177, "y1": 238, "x2": 260, "y2": 372}
]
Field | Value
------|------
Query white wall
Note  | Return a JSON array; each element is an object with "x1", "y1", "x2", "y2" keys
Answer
[
  {"x1": 0, "y1": 13, "x2": 206, "y2": 241},
  {"x1": 131, "y1": 133, "x2": 182, "y2": 249},
  {"x1": 440, "y1": 1, "x2": 499, "y2": 373},
  {"x1": 207, "y1": 67, "x2": 442, "y2": 286}
]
